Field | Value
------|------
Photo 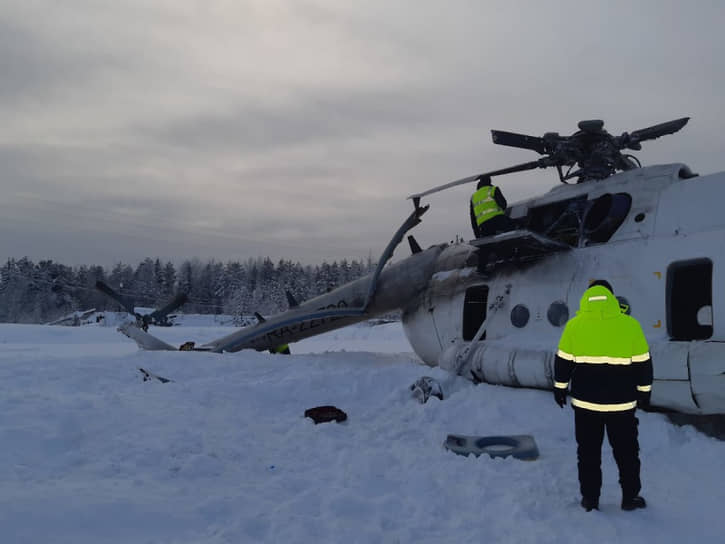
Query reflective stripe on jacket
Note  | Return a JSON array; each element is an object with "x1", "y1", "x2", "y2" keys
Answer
[
  {"x1": 471, "y1": 185, "x2": 504, "y2": 226},
  {"x1": 554, "y1": 285, "x2": 653, "y2": 412}
]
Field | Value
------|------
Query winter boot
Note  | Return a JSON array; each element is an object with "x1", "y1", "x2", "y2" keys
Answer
[
  {"x1": 580, "y1": 497, "x2": 599, "y2": 512},
  {"x1": 621, "y1": 495, "x2": 647, "y2": 511}
]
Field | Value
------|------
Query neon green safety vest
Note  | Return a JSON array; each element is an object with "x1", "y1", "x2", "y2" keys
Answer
[
  {"x1": 555, "y1": 285, "x2": 652, "y2": 412},
  {"x1": 471, "y1": 185, "x2": 504, "y2": 226},
  {"x1": 271, "y1": 344, "x2": 290, "y2": 355}
]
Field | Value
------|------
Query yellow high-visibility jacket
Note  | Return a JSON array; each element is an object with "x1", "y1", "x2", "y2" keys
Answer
[
  {"x1": 471, "y1": 185, "x2": 505, "y2": 227},
  {"x1": 554, "y1": 285, "x2": 653, "y2": 412}
]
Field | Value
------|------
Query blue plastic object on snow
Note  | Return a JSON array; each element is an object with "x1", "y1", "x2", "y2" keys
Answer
[{"x1": 444, "y1": 434, "x2": 539, "y2": 461}]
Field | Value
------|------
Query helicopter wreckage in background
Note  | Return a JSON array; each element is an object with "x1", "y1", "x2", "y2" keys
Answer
[
  {"x1": 113, "y1": 116, "x2": 725, "y2": 416},
  {"x1": 95, "y1": 280, "x2": 188, "y2": 331}
]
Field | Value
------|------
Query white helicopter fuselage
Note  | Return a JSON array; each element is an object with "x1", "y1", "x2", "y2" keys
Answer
[
  {"x1": 113, "y1": 159, "x2": 725, "y2": 416},
  {"x1": 402, "y1": 163, "x2": 725, "y2": 415}
]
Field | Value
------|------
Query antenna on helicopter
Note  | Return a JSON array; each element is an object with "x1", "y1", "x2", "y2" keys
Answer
[{"x1": 408, "y1": 117, "x2": 690, "y2": 201}]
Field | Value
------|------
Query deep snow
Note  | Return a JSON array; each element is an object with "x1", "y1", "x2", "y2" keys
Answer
[{"x1": 0, "y1": 319, "x2": 723, "y2": 543}]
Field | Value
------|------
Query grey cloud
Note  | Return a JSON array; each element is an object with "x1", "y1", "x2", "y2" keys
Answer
[
  {"x1": 2, "y1": 1, "x2": 725, "y2": 268},
  {"x1": 0, "y1": 139, "x2": 388, "y2": 264},
  {"x1": 0, "y1": 16, "x2": 117, "y2": 102},
  {"x1": 145, "y1": 88, "x2": 453, "y2": 154}
]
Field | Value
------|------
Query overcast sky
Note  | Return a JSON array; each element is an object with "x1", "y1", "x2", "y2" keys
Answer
[{"x1": 2, "y1": 0, "x2": 724, "y2": 267}]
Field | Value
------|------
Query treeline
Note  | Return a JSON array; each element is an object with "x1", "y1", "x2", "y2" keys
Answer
[{"x1": 0, "y1": 256, "x2": 375, "y2": 324}]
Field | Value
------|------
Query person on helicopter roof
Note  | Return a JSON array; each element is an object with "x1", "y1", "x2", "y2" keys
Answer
[
  {"x1": 470, "y1": 176, "x2": 515, "y2": 238},
  {"x1": 553, "y1": 279, "x2": 653, "y2": 512}
]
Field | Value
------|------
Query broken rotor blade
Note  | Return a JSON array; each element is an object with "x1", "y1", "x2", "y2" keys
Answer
[
  {"x1": 407, "y1": 172, "x2": 481, "y2": 200},
  {"x1": 407, "y1": 160, "x2": 544, "y2": 200},
  {"x1": 95, "y1": 280, "x2": 137, "y2": 316},
  {"x1": 148, "y1": 292, "x2": 188, "y2": 321}
]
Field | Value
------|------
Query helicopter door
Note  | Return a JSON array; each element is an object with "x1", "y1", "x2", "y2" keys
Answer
[
  {"x1": 667, "y1": 258, "x2": 713, "y2": 340},
  {"x1": 463, "y1": 285, "x2": 488, "y2": 341}
]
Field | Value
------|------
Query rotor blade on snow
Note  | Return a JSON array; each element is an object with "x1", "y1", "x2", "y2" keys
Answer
[
  {"x1": 206, "y1": 204, "x2": 431, "y2": 354},
  {"x1": 118, "y1": 322, "x2": 178, "y2": 350},
  {"x1": 209, "y1": 307, "x2": 369, "y2": 353}
]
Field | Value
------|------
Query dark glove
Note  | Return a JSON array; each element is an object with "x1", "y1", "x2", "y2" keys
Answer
[
  {"x1": 554, "y1": 388, "x2": 567, "y2": 409},
  {"x1": 637, "y1": 391, "x2": 651, "y2": 408}
]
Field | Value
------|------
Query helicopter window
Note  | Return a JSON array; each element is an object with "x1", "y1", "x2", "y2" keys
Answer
[
  {"x1": 547, "y1": 301, "x2": 569, "y2": 327},
  {"x1": 463, "y1": 285, "x2": 488, "y2": 341},
  {"x1": 526, "y1": 196, "x2": 588, "y2": 247},
  {"x1": 583, "y1": 193, "x2": 633, "y2": 245},
  {"x1": 667, "y1": 259, "x2": 713, "y2": 340},
  {"x1": 510, "y1": 304, "x2": 530, "y2": 328}
]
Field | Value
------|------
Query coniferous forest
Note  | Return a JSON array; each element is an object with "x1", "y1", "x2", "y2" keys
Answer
[{"x1": 0, "y1": 256, "x2": 375, "y2": 324}]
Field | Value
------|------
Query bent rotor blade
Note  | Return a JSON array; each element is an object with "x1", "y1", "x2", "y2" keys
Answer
[
  {"x1": 209, "y1": 307, "x2": 369, "y2": 353},
  {"x1": 207, "y1": 204, "x2": 431, "y2": 353},
  {"x1": 118, "y1": 322, "x2": 177, "y2": 351},
  {"x1": 407, "y1": 172, "x2": 481, "y2": 200},
  {"x1": 407, "y1": 160, "x2": 544, "y2": 200},
  {"x1": 491, "y1": 130, "x2": 547, "y2": 154},
  {"x1": 148, "y1": 292, "x2": 188, "y2": 321},
  {"x1": 95, "y1": 280, "x2": 136, "y2": 316}
]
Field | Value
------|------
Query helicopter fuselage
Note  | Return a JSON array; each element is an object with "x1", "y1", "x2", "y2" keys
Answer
[
  {"x1": 402, "y1": 163, "x2": 725, "y2": 415},
  {"x1": 113, "y1": 157, "x2": 725, "y2": 416}
]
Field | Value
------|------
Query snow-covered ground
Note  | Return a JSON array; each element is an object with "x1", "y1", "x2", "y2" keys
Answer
[{"x1": 0, "y1": 320, "x2": 723, "y2": 544}]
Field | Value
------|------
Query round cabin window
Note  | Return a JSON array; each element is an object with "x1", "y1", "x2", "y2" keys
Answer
[
  {"x1": 510, "y1": 305, "x2": 530, "y2": 328},
  {"x1": 547, "y1": 301, "x2": 569, "y2": 327}
]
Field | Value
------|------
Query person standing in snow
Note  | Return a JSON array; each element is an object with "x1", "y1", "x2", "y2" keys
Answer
[{"x1": 553, "y1": 279, "x2": 653, "y2": 512}]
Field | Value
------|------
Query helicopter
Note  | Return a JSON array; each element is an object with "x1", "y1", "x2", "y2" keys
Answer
[
  {"x1": 115, "y1": 116, "x2": 725, "y2": 416},
  {"x1": 95, "y1": 280, "x2": 188, "y2": 331}
]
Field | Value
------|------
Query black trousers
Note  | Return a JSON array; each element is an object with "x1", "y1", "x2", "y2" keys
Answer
[
  {"x1": 476, "y1": 214, "x2": 515, "y2": 237},
  {"x1": 574, "y1": 407, "x2": 641, "y2": 500}
]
